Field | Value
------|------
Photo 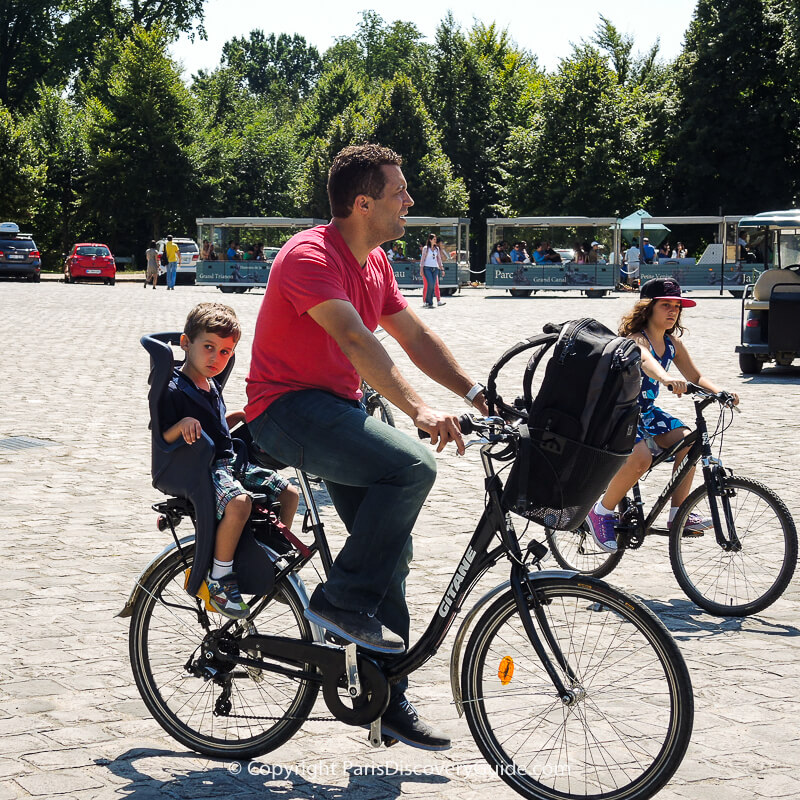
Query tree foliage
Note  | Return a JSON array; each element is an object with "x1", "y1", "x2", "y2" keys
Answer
[
  {"x1": 667, "y1": 0, "x2": 798, "y2": 213},
  {"x1": 221, "y1": 31, "x2": 321, "y2": 104},
  {"x1": 83, "y1": 25, "x2": 198, "y2": 256},
  {"x1": 2, "y1": 4, "x2": 798, "y2": 269}
]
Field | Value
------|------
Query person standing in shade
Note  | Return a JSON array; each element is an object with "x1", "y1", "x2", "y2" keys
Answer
[
  {"x1": 145, "y1": 240, "x2": 159, "y2": 289},
  {"x1": 164, "y1": 235, "x2": 180, "y2": 290}
]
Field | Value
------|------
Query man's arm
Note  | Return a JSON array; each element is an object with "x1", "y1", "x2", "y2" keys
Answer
[
  {"x1": 380, "y1": 305, "x2": 486, "y2": 404},
  {"x1": 306, "y1": 299, "x2": 477, "y2": 453}
]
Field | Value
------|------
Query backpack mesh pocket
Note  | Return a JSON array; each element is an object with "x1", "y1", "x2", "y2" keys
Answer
[{"x1": 501, "y1": 428, "x2": 629, "y2": 531}]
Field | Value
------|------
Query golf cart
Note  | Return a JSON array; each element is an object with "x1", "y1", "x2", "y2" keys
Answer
[{"x1": 735, "y1": 209, "x2": 800, "y2": 374}]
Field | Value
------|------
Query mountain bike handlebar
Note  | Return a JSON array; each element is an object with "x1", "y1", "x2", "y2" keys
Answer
[{"x1": 667, "y1": 382, "x2": 739, "y2": 410}]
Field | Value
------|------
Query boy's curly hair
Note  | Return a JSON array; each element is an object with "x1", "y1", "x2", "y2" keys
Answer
[
  {"x1": 184, "y1": 302, "x2": 241, "y2": 343},
  {"x1": 619, "y1": 299, "x2": 685, "y2": 337}
]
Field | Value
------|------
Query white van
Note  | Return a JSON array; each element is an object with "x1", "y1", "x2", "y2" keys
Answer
[{"x1": 156, "y1": 238, "x2": 200, "y2": 283}]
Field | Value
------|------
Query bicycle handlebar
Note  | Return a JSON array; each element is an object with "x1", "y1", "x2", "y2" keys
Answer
[{"x1": 667, "y1": 382, "x2": 738, "y2": 409}]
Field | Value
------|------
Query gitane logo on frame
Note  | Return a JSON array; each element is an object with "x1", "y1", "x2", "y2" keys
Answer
[{"x1": 438, "y1": 546, "x2": 476, "y2": 617}]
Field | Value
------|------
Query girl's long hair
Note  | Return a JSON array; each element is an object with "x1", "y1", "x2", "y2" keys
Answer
[{"x1": 619, "y1": 299, "x2": 685, "y2": 337}]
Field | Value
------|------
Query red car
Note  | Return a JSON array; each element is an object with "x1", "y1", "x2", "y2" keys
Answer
[{"x1": 64, "y1": 243, "x2": 116, "y2": 285}]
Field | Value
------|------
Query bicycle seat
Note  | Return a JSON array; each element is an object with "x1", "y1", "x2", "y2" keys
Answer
[{"x1": 141, "y1": 332, "x2": 274, "y2": 597}]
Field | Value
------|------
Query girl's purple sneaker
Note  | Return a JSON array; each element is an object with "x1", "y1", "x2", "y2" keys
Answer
[{"x1": 587, "y1": 508, "x2": 618, "y2": 553}]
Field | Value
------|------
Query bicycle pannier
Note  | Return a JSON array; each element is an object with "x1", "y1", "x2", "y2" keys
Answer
[{"x1": 487, "y1": 318, "x2": 641, "y2": 530}]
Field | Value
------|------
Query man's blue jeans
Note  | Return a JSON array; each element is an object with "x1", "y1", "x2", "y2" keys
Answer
[
  {"x1": 249, "y1": 390, "x2": 436, "y2": 679},
  {"x1": 167, "y1": 261, "x2": 178, "y2": 288}
]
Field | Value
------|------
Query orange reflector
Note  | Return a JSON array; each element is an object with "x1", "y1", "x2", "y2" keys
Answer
[{"x1": 498, "y1": 656, "x2": 515, "y2": 685}]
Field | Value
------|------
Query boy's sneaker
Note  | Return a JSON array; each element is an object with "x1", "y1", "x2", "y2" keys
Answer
[
  {"x1": 304, "y1": 585, "x2": 405, "y2": 654},
  {"x1": 437, "y1": 300, "x2": 447, "y2": 306},
  {"x1": 205, "y1": 572, "x2": 250, "y2": 619},
  {"x1": 671, "y1": 512, "x2": 713, "y2": 537},
  {"x1": 586, "y1": 508, "x2": 618, "y2": 553}
]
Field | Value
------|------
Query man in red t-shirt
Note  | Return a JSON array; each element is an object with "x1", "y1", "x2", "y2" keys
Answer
[{"x1": 246, "y1": 144, "x2": 488, "y2": 751}]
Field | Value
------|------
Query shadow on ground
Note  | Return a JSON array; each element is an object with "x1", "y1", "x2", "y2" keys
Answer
[
  {"x1": 99, "y1": 748, "x2": 449, "y2": 799},
  {"x1": 643, "y1": 596, "x2": 800, "y2": 640}
]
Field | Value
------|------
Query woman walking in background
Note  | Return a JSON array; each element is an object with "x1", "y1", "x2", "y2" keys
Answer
[{"x1": 420, "y1": 233, "x2": 445, "y2": 308}]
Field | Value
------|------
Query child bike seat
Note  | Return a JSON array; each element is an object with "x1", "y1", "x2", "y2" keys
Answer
[{"x1": 141, "y1": 332, "x2": 274, "y2": 597}]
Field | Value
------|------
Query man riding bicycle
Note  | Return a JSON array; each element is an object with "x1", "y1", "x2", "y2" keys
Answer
[{"x1": 245, "y1": 143, "x2": 488, "y2": 750}]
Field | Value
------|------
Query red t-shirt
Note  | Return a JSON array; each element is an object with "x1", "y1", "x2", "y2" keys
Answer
[{"x1": 245, "y1": 223, "x2": 407, "y2": 421}]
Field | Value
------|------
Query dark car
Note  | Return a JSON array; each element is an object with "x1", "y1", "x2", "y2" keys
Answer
[
  {"x1": 64, "y1": 243, "x2": 116, "y2": 285},
  {"x1": 0, "y1": 222, "x2": 41, "y2": 282}
]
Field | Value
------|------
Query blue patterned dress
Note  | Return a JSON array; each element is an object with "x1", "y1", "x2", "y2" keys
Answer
[{"x1": 636, "y1": 332, "x2": 685, "y2": 446}]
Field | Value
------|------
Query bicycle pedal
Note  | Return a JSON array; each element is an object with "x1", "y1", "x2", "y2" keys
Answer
[
  {"x1": 324, "y1": 631, "x2": 350, "y2": 647},
  {"x1": 382, "y1": 735, "x2": 399, "y2": 748}
]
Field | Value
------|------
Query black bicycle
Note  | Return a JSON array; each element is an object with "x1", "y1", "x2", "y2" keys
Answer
[
  {"x1": 122, "y1": 413, "x2": 693, "y2": 800},
  {"x1": 546, "y1": 384, "x2": 797, "y2": 617}
]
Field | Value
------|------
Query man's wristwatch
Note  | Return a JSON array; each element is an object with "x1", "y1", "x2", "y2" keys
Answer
[{"x1": 464, "y1": 383, "x2": 486, "y2": 407}]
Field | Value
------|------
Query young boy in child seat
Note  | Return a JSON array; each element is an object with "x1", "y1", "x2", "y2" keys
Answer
[{"x1": 160, "y1": 302, "x2": 299, "y2": 618}]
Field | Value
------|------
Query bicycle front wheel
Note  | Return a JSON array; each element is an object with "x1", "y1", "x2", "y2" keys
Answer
[
  {"x1": 669, "y1": 475, "x2": 798, "y2": 616},
  {"x1": 461, "y1": 576, "x2": 693, "y2": 800},
  {"x1": 545, "y1": 520, "x2": 625, "y2": 578},
  {"x1": 129, "y1": 546, "x2": 320, "y2": 759}
]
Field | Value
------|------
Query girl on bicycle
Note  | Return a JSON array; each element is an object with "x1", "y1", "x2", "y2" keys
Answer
[{"x1": 588, "y1": 278, "x2": 739, "y2": 552}]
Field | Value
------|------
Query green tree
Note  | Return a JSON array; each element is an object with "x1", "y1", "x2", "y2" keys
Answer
[
  {"x1": 667, "y1": 0, "x2": 798, "y2": 213},
  {"x1": 0, "y1": 102, "x2": 42, "y2": 222},
  {"x1": 0, "y1": 0, "x2": 205, "y2": 111},
  {"x1": 83, "y1": 25, "x2": 198, "y2": 258},
  {"x1": 294, "y1": 63, "x2": 366, "y2": 149},
  {"x1": 371, "y1": 75, "x2": 467, "y2": 215},
  {"x1": 498, "y1": 45, "x2": 655, "y2": 217},
  {"x1": 221, "y1": 31, "x2": 321, "y2": 104},
  {"x1": 24, "y1": 87, "x2": 90, "y2": 267},
  {"x1": 330, "y1": 11, "x2": 432, "y2": 89},
  {"x1": 430, "y1": 15, "x2": 541, "y2": 259},
  {"x1": 294, "y1": 75, "x2": 466, "y2": 219}
]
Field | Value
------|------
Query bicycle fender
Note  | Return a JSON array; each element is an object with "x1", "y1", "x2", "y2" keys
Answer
[
  {"x1": 448, "y1": 569, "x2": 577, "y2": 715},
  {"x1": 116, "y1": 534, "x2": 195, "y2": 618},
  {"x1": 116, "y1": 537, "x2": 325, "y2": 644}
]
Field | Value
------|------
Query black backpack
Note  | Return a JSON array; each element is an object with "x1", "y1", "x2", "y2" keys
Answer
[
  {"x1": 160, "y1": 248, "x2": 169, "y2": 266},
  {"x1": 486, "y1": 318, "x2": 642, "y2": 530}
]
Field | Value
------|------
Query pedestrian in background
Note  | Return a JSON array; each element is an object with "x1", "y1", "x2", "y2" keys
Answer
[
  {"x1": 145, "y1": 240, "x2": 159, "y2": 289},
  {"x1": 420, "y1": 233, "x2": 445, "y2": 308},
  {"x1": 165, "y1": 235, "x2": 180, "y2": 290}
]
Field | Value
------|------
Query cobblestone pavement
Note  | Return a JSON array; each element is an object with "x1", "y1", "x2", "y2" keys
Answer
[{"x1": 1, "y1": 281, "x2": 798, "y2": 800}]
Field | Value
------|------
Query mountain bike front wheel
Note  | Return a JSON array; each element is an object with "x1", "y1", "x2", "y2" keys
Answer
[
  {"x1": 461, "y1": 575, "x2": 693, "y2": 800},
  {"x1": 669, "y1": 475, "x2": 797, "y2": 616}
]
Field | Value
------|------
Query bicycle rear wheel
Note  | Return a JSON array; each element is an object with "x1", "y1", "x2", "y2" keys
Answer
[
  {"x1": 669, "y1": 475, "x2": 797, "y2": 616},
  {"x1": 461, "y1": 576, "x2": 693, "y2": 800},
  {"x1": 545, "y1": 521, "x2": 625, "y2": 578},
  {"x1": 129, "y1": 546, "x2": 319, "y2": 759}
]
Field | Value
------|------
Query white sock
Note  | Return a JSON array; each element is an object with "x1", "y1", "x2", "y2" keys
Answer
[
  {"x1": 594, "y1": 501, "x2": 615, "y2": 516},
  {"x1": 211, "y1": 558, "x2": 234, "y2": 580},
  {"x1": 668, "y1": 507, "x2": 679, "y2": 522}
]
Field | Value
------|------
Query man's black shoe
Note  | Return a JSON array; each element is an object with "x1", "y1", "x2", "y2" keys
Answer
[
  {"x1": 378, "y1": 694, "x2": 451, "y2": 751},
  {"x1": 303, "y1": 586, "x2": 405, "y2": 654}
]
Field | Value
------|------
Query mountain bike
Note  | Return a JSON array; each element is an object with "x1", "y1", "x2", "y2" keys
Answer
[
  {"x1": 122, "y1": 413, "x2": 693, "y2": 800},
  {"x1": 546, "y1": 384, "x2": 797, "y2": 617}
]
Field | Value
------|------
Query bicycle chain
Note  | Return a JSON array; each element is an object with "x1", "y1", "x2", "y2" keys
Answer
[{"x1": 223, "y1": 712, "x2": 337, "y2": 723}]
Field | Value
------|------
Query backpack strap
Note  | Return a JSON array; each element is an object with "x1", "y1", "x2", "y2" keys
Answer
[{"x1": 485, "y1": 325, "x2": 560, "y2": 416}]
